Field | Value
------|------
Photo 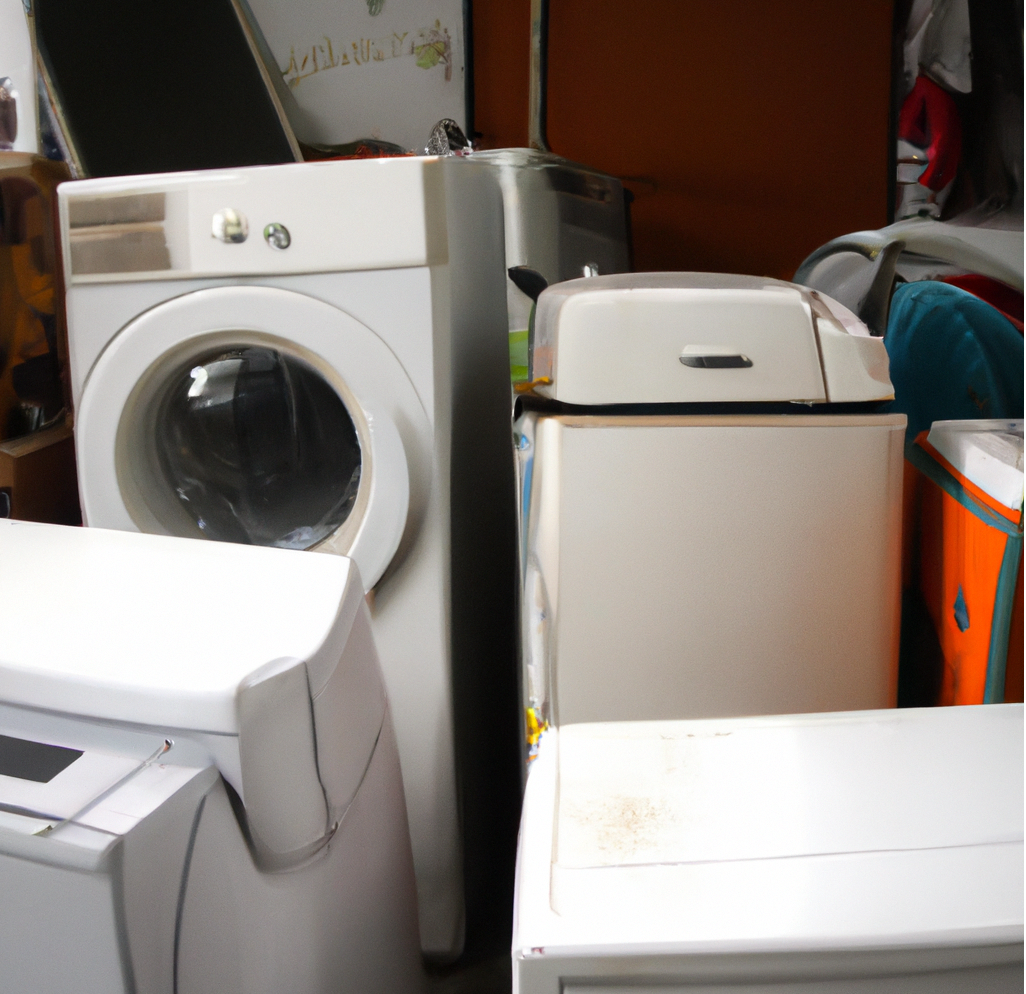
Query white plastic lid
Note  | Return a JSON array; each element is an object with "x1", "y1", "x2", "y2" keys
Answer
[
  {"x1": 927, "y1": 419, "x2": 1024, "y2": 510},
  {"x1": 531, "y1": 273, "x2": 894, "y2": 406},
  {"x1": 0, "y1": 520, "x2": 362, "y2": 733},
  {"x1": 531, "y1": 706, "x2": 1023, "y2": 952},
  {"x1": 556, "y1": 707, "x2": 1022, "y2": 872}
]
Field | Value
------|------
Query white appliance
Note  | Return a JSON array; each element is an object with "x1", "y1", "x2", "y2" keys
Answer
[
  {"x1": 517, "y1": 273, "x2": 905, "y2": 738},
  {"x1": 0, "y1": 519, "x2": 424, "y2": 994},
  {"x1": 513, "y1": 706, "x2": 1024, "y2": 992},
  {"x1": 57, "y1": 154, "x2": 516, "y2": 957},
  {"x1": 0, "y1": 0, "x2": 38, "y2": 153}
]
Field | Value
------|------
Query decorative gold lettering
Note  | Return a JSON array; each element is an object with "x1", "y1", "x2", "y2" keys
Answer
[{"x1": 284, "y1": 23, "x2": 457, "y2": 87}]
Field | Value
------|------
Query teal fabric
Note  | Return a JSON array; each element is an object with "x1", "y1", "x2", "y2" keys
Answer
[
  {"x1": 985, "y1": 534, "x2": 1024, "y2": 704},
  {"x1": 883, "y1": 281, "x2": 1024, "y2": 442}
]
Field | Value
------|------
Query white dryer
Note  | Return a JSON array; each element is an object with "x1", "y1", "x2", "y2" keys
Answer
[{"x1": 57, "y1": 155, "x2": 518, "y2": 958}]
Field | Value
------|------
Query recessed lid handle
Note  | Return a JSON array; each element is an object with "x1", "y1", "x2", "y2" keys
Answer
[{"x1": 679, "y1": 353, "x2": 753, "y2": 369}]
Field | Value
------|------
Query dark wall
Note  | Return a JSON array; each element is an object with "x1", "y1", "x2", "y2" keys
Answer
[{"x1": 474, "y1": 0, "x2": 893, "y2": 280}]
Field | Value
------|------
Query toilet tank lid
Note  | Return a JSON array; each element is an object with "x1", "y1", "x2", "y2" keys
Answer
[{"x1": 0, "y1": 520, "x2": 363, "y2": 734}]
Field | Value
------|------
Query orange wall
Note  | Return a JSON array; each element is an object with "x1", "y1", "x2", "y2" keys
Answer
[
  {"x1": 473, "y1": 0, "x2": 893, "y2": 280},
  {"x1": 471, "y1": 0, "x2": 531, "y2": 149}
]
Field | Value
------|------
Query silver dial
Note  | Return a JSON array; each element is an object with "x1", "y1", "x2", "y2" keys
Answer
[
  {"x1": 263, "y1": 222, "x2": 291, "y2": 250},
  {"x1": 211, "y1": 208, "x2": 249, "y2": 243}
]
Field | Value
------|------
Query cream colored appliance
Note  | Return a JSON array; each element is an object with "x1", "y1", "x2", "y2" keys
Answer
[{"x1": 517, "y1": 273, "x2": 905, "y2": 736}]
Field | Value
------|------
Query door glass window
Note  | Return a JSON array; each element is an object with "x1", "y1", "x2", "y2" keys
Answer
[{"x1": 154, "y1": 346, "x2": 361, "y2": 549}]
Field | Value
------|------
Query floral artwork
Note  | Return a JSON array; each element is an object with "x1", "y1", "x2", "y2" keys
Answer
[{"x1": 414, "y1": 22, "x2": 453, "y2": 81}]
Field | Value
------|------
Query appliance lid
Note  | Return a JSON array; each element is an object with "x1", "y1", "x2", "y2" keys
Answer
[
  {"x1": 554, "y1": 706, "x2": 1023, "y2": 874},
  {"x1": 531, "y1": 272, "x2": 894, "y2": 406},
  {"x1": 519, "y1": 707, "x2": 1024, "y2": 955},
  {"x1": 0, "y1": 519, "x2": 363, "y2": 734},
  {"x1": 926, "y1": 419, "x2": 1024, "y2": 511}
]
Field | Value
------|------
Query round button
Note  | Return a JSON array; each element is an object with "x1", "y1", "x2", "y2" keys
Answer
[
  {"x1": 263, "y1": 222, "x2": 291, "y2": 250},
  {"x1": 212, "y1": 209, "x2": 248, "y2": 243}
]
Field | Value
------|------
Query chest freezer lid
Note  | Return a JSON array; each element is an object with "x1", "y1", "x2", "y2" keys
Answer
[
  {"x1": 927, "y1": 419, "x2": 1024, "y2": 511},
  {"x1": 555, "y1": 706, "x2": 1023, "y2": 870},
  {"x1": 0, "y1": 520, "x2": 363, "y2": 734},
  {"x1": 531, "y1": 273, "x2": 894, "y2": 405},
  {"x1": 540, "y1": 705, "x2": 1023, "y2": 950}
]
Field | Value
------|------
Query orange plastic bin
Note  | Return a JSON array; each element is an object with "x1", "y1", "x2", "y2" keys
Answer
[{"x1": 907, "y1": 420, "x2": 1023, "y2": 705}]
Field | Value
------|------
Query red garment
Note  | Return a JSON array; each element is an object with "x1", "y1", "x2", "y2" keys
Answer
[
  {"x1": 898, "y1": 75, "x2": 963, "y2": 191},
  {"x1": 941, "y1": 274, "x2": 1024, "y2": 334}
]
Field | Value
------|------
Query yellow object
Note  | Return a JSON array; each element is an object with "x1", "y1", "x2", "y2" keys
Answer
[
  {"x1": 0, "y1": 153, "x2": 70, "y2": 440},
  {"x1": 513, "y1": 376, "x2": 552, "y2": 396},
  {"x1": 525, "y1": 706, "x2": 549, "y2": 763}
]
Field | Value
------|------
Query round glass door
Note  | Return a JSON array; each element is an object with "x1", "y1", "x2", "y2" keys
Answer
[{"x1": 152, "y1": 345, "x2": 362, "y2": 550}]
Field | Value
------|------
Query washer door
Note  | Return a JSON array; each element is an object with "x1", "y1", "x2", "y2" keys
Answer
[{"x1": 77, "y1": 286, "x2": 422, "y2": 590}]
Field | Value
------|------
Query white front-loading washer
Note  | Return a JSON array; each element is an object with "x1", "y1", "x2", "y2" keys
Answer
[{"x1": 58, "y1": 155, "x2": 520, "y2": 959}]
